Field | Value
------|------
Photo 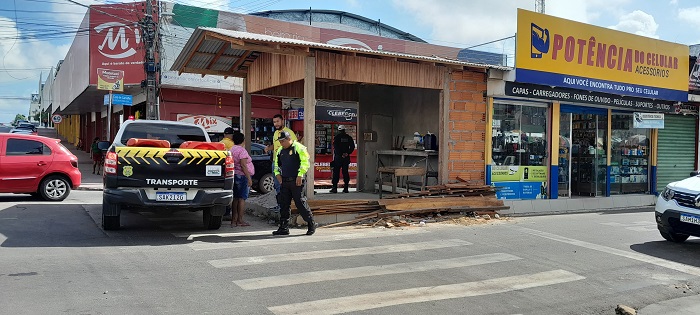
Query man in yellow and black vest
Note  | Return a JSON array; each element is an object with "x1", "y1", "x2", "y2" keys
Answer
[{"x1": 272, "y1": 131, "x2": 316, "y2": 236}]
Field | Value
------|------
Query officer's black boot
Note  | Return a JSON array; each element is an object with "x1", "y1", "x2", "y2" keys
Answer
[
  {"x1": 343, "y1": 184, "x2": 349, "y2": 193},
  {"x1": 306, "y1": 220, "x2": 317, "y2": 235},
  {"x1": 330, "y1": 185, "x2": 338, "y2": 193},
  {"x1": 272, "y1": 219, "x2": 290, "y2": 236}
]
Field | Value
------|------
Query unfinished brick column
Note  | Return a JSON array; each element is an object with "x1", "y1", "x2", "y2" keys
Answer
[{"x1": 446, "y1": 70, "x2": 487, "y2": 184}]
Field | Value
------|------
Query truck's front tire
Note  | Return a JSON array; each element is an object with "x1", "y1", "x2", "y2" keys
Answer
[
  {"x1": 660, "y1": 230, "x2": 689, "y2": 243},
  {"x1": 203, "y1": 207, "x2": 223, "y2": 230}
]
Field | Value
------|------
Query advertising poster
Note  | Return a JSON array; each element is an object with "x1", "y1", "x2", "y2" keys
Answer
[
  {"x1": 96, "y1": 68, "x2": 124, "y2": 91},
  {"x1": 492, "y1": 165, "x2": 548, "y2": 200},
  {"x1": 176, "y1": 114, "x2": 232, "y2": 133}
]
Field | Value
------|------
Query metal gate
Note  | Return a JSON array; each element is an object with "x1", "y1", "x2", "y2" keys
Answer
[{"x1": 657, "y1": 115, "x2": 697, "y2": 191}]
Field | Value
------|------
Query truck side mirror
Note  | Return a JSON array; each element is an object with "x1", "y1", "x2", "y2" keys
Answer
[{"x1": 97, "y1": 141, "x2": 111, "y2": 151}]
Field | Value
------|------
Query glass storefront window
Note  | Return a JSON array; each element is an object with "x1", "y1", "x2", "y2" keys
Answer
[
  {"x1": 492, "y1": 103, "x2": 548, "y2": 166},
  {"x1": 610, "y1": 114, "x2": 650, "y2": 194}
]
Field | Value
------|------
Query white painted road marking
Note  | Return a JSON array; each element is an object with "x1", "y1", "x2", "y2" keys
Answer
[
  {"x1": 182, "y1": 228, "x2": 430, "y2": 251},
  {"x1": 267, "y1": 270, "x2": 585, "y2": 315},
  {"x1": 600, "y1": 221, "x2": 657, "y2": 232},
  {"x1": 208, "y1": 239, "x2": 472, "y2": 268},
  {"x1": 234, "y1": 253, "x2": 522, "y2": 290},
  {"x1": 518, "y1": 227, "x2": 700, "y2": 276}
]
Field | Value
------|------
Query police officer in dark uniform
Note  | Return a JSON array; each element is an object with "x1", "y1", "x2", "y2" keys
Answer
[
  {"x1": 272, "y1": 131, "x2": 316, "y2": 236},
  {"x1": 330, "y1": 125, "x2": 355, "y2": 193}
]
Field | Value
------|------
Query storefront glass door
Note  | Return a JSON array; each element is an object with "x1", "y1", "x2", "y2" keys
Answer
[
  {"x1": 558, "y1": 113, "x2": 572, "y2": 197},
  {"x1": 570, "y1": 113, "x2": 607, "y2": 197},
  {"x1": 610, "y1": 114, "x2": 650, "y2": 194}
]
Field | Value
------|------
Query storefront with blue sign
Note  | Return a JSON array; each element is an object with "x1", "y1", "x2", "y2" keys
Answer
[{"x1": 485, "y1": 9, "x2": 694, "y2": 201}]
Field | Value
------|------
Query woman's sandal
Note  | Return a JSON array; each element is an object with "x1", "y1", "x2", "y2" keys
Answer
[{"x1": 238, "y1": 222, "x2": 251, "y2": 227}]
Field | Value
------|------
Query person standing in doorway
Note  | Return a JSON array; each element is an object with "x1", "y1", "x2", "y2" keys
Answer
[
  {"x1": 331, "y1": 125, "x2": 355, "y2": 193},
  {"x1": 272, "y1": 131, "x2": 315, "y2": 236},
  {"x1": 230, "y1": 132, "x2": 254, "y2": 227}
]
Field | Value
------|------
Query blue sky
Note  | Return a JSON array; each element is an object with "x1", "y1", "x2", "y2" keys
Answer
[{"x1": 1, "y1": 0, "x2": 699, "y2": 123}]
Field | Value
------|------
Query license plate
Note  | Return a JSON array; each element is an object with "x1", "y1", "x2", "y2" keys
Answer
[
  {"x1": 680, "y1": 213, "x2": 700, "y2": 225},
  {"x1": 156, "y1": 192, "x2": 186, "y2": 202}
]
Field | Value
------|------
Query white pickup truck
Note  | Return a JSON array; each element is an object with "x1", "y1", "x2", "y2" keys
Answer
[{"x1": 655, "y1": 172, "x2": 700, "y2": 242}]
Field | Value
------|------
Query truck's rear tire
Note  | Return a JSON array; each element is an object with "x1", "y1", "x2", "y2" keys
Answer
[
  {"x1": 203, "y1": 207, "x2": 222, "y2": 230},
  {"x1": 102, "y1": 199, "x2": 121, "y2": 230}
]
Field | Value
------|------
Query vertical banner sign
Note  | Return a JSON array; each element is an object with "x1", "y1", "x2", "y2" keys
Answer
[
  {"x1": 97, "y1": 68, "x2": 125, "y2": 91},
  {"x1": 89, "y1": 2, "x2": 151, "y2": 85},
  {"x1": 690, "y1": 51, "x2": 700, "y2": 91},
  {"x1": 515, "y1": 9, "x2": 689, "y2": 102}
]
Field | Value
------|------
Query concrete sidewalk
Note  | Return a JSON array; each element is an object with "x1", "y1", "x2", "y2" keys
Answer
[
  {"x1": 39, "y1": 128, "x2": 103, "y2": 191},
  {"x1": 638, "y1": 294, "x2": 700, "y2": 314}
]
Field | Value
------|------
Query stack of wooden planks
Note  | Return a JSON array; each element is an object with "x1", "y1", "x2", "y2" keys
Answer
[
  {"x1": 381, "y1": 183, "x2": 497, "y2": 199},
  {"x1": 289, "y1": 183, "x2": 508, "y2": 228}
]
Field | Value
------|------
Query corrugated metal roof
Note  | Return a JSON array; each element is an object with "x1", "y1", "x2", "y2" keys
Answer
[{"x1": 171, "y1": 27, "x2": 512, "y2": 73}]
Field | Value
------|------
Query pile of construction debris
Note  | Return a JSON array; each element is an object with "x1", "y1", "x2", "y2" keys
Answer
[{"x1": 288, "y1": 183, "x2": 509, "y2": 229}]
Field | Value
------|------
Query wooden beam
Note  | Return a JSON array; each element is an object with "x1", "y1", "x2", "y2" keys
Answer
[
  {"x1": 230, "y1": 42, "x2": 311, "y2": 57},
  {"x1": 178, "y1": 34, "x2": 205, "y2": 75},
  {"x1": 229, "y1": 50, "x2": 253, "y2": 73},
  {"x1": 204, "y1": 32, "x2": 245, "y2": 46},
  {"x1": 439, "y1": 69, "x2": 450, "y2": 184},
  {"x1": 202, "y1": 43, "x2": 228, "y2": 77},
  {"x1": 304, "y1": 55, "x2": 316, "y2": 199},
  {"x1": 181, "y1": 67, "x2": 246, "y2": 78}
]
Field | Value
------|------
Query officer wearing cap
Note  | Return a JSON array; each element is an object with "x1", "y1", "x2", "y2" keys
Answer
[
  {"x1": 220, "y1": 127, "x2": 235, "y2": 150},
  {"x1": 272, "y1": 131, "x2": 316, "y2": 236}
]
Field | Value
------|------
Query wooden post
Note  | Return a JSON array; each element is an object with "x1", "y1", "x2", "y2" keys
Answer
[
  {"x1": 438, "y1": 69, "x2": 450, "y2": 184},
  {"x1": 241, "y1": 78, "x2": 252, "y2": 152},
  {"x1": 304, "y1": 55, "x2": 316, "y2": 198}
]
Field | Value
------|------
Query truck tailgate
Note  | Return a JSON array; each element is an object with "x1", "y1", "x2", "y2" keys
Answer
[{"x1": 114, "y1": 147, "x2": 229, "y2": 188}]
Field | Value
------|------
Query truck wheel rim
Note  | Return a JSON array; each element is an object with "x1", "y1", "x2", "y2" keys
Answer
[{"x1": 46, "y1": 179, "x2": 67, "y2": 199}]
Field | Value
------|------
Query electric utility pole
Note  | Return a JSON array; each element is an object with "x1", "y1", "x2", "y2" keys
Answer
[{"x1": 143, "y1": 0, "x2": 160, "y2": 120}]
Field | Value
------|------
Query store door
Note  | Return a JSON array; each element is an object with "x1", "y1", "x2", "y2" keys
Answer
[
  {"x1": 558, "y1": 113, "x2": 572, "y2": 197},
  {"x1": 657, "y1": 115, "x2": 697, "y2": 191},
  {"x1": 561, "y1": 106, "x2": 608, "y2": 197}
]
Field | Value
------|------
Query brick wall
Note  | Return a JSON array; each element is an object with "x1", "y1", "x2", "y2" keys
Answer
[{"x1": 447, "y1": 70, "x2": 487, "y2": 184}]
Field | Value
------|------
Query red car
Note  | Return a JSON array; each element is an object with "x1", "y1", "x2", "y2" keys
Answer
[{"x1": 0, "y1": 134, "x2": 81, "y2": 201}]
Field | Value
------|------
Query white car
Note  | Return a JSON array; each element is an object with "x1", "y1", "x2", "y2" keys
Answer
[{"x1": 656, "y1": 173, "x2": 700, "y2": 242}]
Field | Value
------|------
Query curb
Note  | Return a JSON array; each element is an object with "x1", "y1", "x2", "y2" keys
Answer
[{"x1": 76, "y1": 186, "x2": 104, "y2": 191}]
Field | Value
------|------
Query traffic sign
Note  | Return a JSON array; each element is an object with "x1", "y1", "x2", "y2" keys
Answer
[
  {"x1": 103, "y1": 93, "x2": 133, "y2": 106},
  {"x1": 51, "y1": 114, "x2": 63, "y2": 124}
]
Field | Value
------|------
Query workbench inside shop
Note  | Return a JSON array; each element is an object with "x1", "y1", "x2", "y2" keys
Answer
[{"x1": 375, "y1": 150, "x2": 438, "y2": 197}]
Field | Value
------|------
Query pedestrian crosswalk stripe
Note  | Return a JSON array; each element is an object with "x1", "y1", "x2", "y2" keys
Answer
[
  {"x1": 517, "y1": 227, "x2": 700, "y2": 277},
  {"x1": 234, "y1": 253, "x2": 522, "y2": 290},
  {"x1": 183, "y1": 229, "x2": 430, "y2": 251},
  {"x1": 208, "y1": 239, "x2": 472, "y2": 268},
  {"x1": 267, "y1": 269, "x2": 585, "y2": 315}
]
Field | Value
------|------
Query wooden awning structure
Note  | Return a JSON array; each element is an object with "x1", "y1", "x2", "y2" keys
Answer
[{"x1": 171, "y1": 27, "x2": 508, "y2": 83}]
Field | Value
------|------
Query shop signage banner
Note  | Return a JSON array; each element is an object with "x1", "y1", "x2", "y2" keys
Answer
[
  {"x1": 316, "y1": 106, "x2": 358, "y2": 122},
  {"x1": 516, "y1": 9, "x2": 689, "y2": 102},
  {"x1": 176, "y1": 114, "x2": 232, "y2": 133},
  {"x1": 633, "y1": 112, "x2": 664, "y2": 129},
  {"x1": 96, "y1": 68, "x2": 124, "y2": 91},
  {"x1": 287, "y1": 109, "x2": 304, "y2": 120},
  {"x1": 691, "y1": 51, "x2": 700, "y2": 91},
  {"x1": 103, "y1": 93, "x2": 133, "y2": 106},
  {"x1": 505, "y1": 81, "x2": 683, "y2": 113},
  {"x1": 90, "y1": 2, "x2": 152, "y2": 86}
]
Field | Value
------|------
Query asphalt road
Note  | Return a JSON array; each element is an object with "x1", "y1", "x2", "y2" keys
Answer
[{"x1": 1, "y1": 190, "x2": 699, "y2": 314}]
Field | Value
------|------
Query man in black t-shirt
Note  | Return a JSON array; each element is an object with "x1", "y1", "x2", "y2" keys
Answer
[{"x1": 331, "y1": 125, "x2": 355, "y2": 193}]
